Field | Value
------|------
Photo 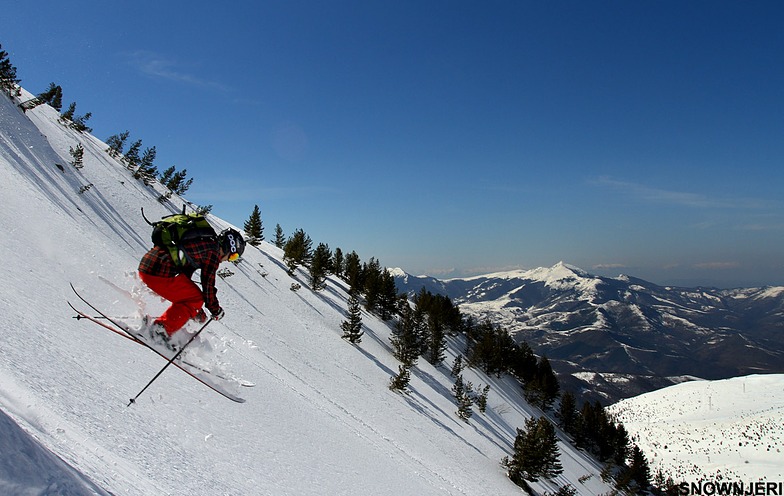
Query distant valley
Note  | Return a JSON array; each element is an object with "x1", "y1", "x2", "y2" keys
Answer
[{"x1": 393, "y1": 263, "x2": 784, "y2": 405}]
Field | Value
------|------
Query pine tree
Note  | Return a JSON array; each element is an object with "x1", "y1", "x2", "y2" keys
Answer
[
  {"x1": 341, "y1": 292, "x2": 364, "y2": 344},
  {"x1": 378, "y1": 269, "x2": 398, "y2": 320},
  {"x1": 69, "y1": 143, "x2": 84, "y2": 169},
  {"x1": 391, "y1": 303, "x2": 420, "y2": 367},
  {"x1": 617, "y1": 444, "x2": 651, "y2": 493},
  {"x1": 474, "y1": 384, "x2": 490, "y2": 413},
  {"x1": 71, "y1": 111, "x2": 93, "y2": 133},
  {"x1": 451, "y1": 355, "x2": 465, "y2": 377},
  {"x1": 105, "y1": 131, "x2": 130, "y2": 158},
  {"x1": 283, "y1": 228, "x2": 312, "y2": 274},
  {"x1": 60, "y1": 102, "x2": 91, "y2": 132},
  {"x1": 504, "y1": 416, "x2": 563, "y2": 484},
  {"x1": 134, "y1": 146, "x2": 158, "y2": 185},
  {"x1": 363, "y1": 258, "x2": 382, "y2": 312},
  {"x1": 453, "y1": 375, "x2": 474, "y2": 421},
  {"x1": 611, "y1": 422, "x2": 630, "y2": 466},
  {"x1": 243, "y1": 205, "x2": 264, "y2": 246},
  {"x1": 274, "y1": 224, "x2": 285, "y2": 248},
  {"x1": 388, "y1": 364, "x2": 411, "y2": 393},
  {"x1": 309, "y1": 242, "x2": 331, "y2": 291},
  {"x1": 0, "y1": 44, "x2": 20, "y2": 96},
  {"x1": 524, "y1": 356, "x2": 560, "y2": 409},
  {"x1": 466, "y1": 319, "x2": 518, "y2": 377},
  {"x1": 124, "y1": 139, "x2": 142, "y2": 170},
  {"x1": 629, "y1": 444, "x2": 650, "y2": 490},
  {"x1": 158, "y1": 165, "x2": 175, "y2": 185},
  {"x1": 20, "y1": 83, "x2": 63, "y2": 111},
  {"x1": 195, "y1": 204, "x2": 213, "y2": 215},
  {"x1": 509, "y1": 340, "x2": 538, "y2": 383},
  {"x1": 653, "y1": 469, "x2": 678, "y2": 495},
  {"x1": 556, "y1": 391, "x2": 579, "y2": 435},
  {"x1": 533, "y1": 416, "x2": 564, "y2": 479},
  {"x1": 331, "y1": 247, "x2": 344, "y2": 277},
  {"x1": 425, "y1": 314, "x2": 447, "y2": 366},
  {"x1": 45, "y1": 83, "x2": 63, "y2": 110},
  {"x1": 343, "y1": 251, "x2": 362, "y2": 293},
  {"x1": 161, "y1": 167, "x2": 193, "y2": 195},
  {"x1": 60, "y1": 102, "x2": 76, "y2": 122},
  {"x1": 452, "y1": 374, "x2": 464, "y2": 398},
  {"x1": 576, "y1": 401, "x2": 619, "y2": 460}
]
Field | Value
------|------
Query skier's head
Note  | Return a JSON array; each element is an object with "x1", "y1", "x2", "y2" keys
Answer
[{"x1": 218, "y1": 228, "x2": 246, "y2": 262}]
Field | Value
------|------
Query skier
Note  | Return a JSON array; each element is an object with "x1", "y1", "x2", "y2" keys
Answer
[{"x1": 138, "y1": 227, "x2": 245, "y2": 347}]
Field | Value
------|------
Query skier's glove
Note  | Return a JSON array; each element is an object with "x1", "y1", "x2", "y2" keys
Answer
[{"x1": 212, "y1": 308, "x2": 225, "y2": 321}]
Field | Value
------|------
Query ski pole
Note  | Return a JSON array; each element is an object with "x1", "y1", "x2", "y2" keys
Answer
[
  {"x1": 128, "y1": 317, "x2": 214, "y2": 406},
  {"x1": 72, "y1": 314, "x2": 136, "y2": 321}
]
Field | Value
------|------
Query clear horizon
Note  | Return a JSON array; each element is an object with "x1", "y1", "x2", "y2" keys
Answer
[{"x1": 4, "y1": 0, "x2": 783, "y2": 288}]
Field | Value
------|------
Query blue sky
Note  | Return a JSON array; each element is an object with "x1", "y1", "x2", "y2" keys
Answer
[{"x1": 4, "y1": 1, "x2": 783, "y2": 287}]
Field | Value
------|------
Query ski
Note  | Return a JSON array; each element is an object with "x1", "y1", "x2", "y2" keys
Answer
[
  {"x1": 69, "y1": 304, "x2": 255, "y2": 387},
  {"x1": 68, "y1": 283, "x2": 247, "y2": 403}
]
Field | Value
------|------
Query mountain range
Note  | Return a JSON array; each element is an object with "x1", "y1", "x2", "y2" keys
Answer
[{"x1": 392, "y1": 263, "x2": 784, "y2": 404}]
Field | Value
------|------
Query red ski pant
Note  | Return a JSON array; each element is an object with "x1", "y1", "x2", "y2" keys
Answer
[{"x1": 138, "y1": 272, "x2": 203, "y2": 336}]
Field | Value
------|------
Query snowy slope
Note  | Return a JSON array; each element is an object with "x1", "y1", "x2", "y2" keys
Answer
[
  {"x1": 606, "y1": 374, "x2": 784, "y2": 483},
  {"x1": 0, "y1": 90, "x2": 616, "y2": 495}
]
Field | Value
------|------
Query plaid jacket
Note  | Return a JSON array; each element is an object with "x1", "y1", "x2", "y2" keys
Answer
[{"x1": 138, "y1": 238, "x2": 222, "y2": 315}]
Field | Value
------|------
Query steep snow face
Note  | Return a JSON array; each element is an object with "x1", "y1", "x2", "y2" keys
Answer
[
  {"x1": 0, "y1": 89, "x2": 617, "y2": 495},
  {"x1": 607, "y1": 374, "x2": 784, "y2": 483}
]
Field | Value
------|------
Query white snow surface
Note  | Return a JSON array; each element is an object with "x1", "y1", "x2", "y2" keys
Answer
[
  {"x1": 607, "y1": 374, "x2": 784, "y2": 483},
  {"x1": 0, "y1": 90, "x2": 616, "y2": 495}
]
